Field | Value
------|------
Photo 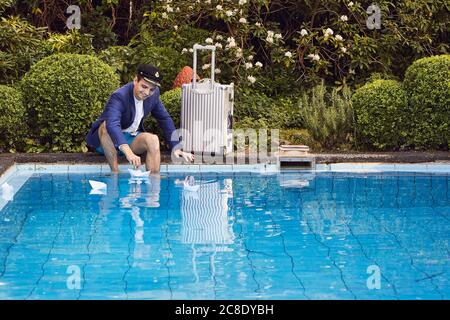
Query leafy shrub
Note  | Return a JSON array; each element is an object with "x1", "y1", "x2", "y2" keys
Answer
[
  {"x1": 98, "y1": 46, "x2": 134, "y2": 84},
  {"x1": 21, "y1": 54, "x2": 120, "y2": 152},
  {"x1": 41, "y1": 30, "x2": 95, "y2": 55},
  {"x1": 0, "y1": 85, "x2": 26, "y2": 152},
  {"x1": 144, "y1": 88, "x2": 182, "y2": 150},
  {"x1": 0, "y1": 15, "x2": 47, "y2": 84},
  {"x1": 352, "y1": 80, "x2": 408, "y2": 150},
  {"x1": 299, "y1": 82, "x2": 354, "y2": 150},
  {"x1": 234, "y1": 88, "x2": 300, "y2": 129},
  {"x1": 403, "y1": 55, "x2": 450, "y2": 149},
  {"x1": 280, "y1": 128, "x2": 320, "y2": 151}
]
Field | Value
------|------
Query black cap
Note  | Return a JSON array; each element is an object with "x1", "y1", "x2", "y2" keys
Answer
[{"x1": 137, "y1": 64, "x2": 162, "y2": 87}]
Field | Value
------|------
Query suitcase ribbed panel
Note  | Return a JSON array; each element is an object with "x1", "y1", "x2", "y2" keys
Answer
[{"x1": 181, "y1": 83, "x2": 233, "y2": 154}]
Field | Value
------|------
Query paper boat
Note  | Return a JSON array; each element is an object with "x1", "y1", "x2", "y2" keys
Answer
[
  {"x1": 88, "y1": 180, "x2": 107, "y2": 190},
  {"x1": 183, "y1": 176, "x2": 200, "y2": 192},
  {"x1": 1, "y1": 183, "x2": 14, "y2": 201},
  {"x1": 89, "y1": 189, "x2": 107, "y2": 195},
  {"x1": 1, "y1": 182, "x2": 13, "y2": 194},
  {"x1": 128, "y1": 168, "x2": 150, "y2": 177},
  {"x1": 183, "y1": 184, "x2": 200, "y2": 192}
]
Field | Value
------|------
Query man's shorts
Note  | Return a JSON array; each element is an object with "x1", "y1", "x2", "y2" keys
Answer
[{"x1": 95, "y1": 132, "x2": 141, "y2": 156}]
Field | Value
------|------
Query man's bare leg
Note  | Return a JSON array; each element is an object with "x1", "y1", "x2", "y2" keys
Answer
[
  {"x1": 130, "y1": 132, "x2": 161, "y2": 173},
  {"x1": 98, "y1": 121, "x2": 119, "y2": 173}
]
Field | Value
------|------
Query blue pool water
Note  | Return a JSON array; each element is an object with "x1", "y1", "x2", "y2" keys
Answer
[{"x1": 0, "y1": 171, "x2": 448, "y2": 300}]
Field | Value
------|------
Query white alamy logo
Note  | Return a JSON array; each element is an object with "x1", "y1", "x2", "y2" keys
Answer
[{"x1": 366, "y1": 265, "x2": 381, "y2": 289}]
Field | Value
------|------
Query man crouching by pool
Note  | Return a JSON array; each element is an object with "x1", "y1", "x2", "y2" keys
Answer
[{"x1": 86, "y1": 64, "x2": 194, "y2": 173}]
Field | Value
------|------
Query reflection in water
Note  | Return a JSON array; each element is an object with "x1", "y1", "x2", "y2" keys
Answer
[
  {"x1": 180, "y1": 178, "x2": 235, "y2": 284},
  {"x1": 119, "y1": 175, "x2": 162, "y2": 262}
]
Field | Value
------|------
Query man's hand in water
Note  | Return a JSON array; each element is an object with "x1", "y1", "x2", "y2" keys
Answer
[
  {"x1": 173, "y1": 149, "x2": 195, "y2": 162},
  {"x1": 120, "y1": 144, "x2": 141, "y2": 168}
]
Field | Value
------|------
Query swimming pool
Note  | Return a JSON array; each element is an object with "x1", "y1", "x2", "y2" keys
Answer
[{"x1": 0, "y1": 166, "x2": 448, "y2": 299}]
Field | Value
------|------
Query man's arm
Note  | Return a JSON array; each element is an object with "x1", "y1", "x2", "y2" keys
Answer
[
  {"x1": 150, "y1": 90, "x2": 179, "y2": 150},
  {"x1": 103, "y1": 93, "x2": 128, "y2": 148},
  {"x1": 104, "y1": 94, "x2": 142, "y2": 167}
]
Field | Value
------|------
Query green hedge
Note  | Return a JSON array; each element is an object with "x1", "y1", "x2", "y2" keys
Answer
[
  {"x1": 21, "y1": 53, "x2": 120, "y2": 152},
  {"x1": 0, "y1": 85, "x2": 26, "y2": 152},
  {"x1": 403, "y1": 55, "x2": 450, "y2": 149},
  {"x1": 352, "y1": 80, "x2": 408, "y2": 150}
]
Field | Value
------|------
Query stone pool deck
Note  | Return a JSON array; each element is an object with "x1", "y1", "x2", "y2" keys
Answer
[{"x1": 1, "y1": 151, "x2": 449, "y2": 176}]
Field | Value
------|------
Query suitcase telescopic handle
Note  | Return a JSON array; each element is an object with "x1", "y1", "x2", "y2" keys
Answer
[{"x1": 192, "y1": 44, "x2": 216, "y2": 94}]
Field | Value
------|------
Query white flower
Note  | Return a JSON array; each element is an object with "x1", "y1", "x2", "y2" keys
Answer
[
  {"x1": 275, "y1": 33, "x2": 283, "y2": 39},
  {"x1": 247, "y1": 55, "x2": 254, "y2": 60},
  {"x1": 162, "y1": 12, "x2": 168, "y2": 19},
  {"x1": 166, "y1": 0, "x2": 172, "y2": 3},
  {"x1": 266, "y1": 36, "x2": 274, "y2": 43},
  {"x1": 284, "y1": 51, "x2": 292, "y2": 58},
  {"x1": 215, "y1": 42, "x2": 223, "y2": 49},
  {"x1": 245, "y1": 62, "x2": 253, "y2": 69},
  {"x1": 335, "y1": 35, "x2": 344, "y2": 41},
  {"x1": 166, "y1": 5, "x2": 173, "y2": 12},
  {"x1": 189, "y1": 48, "x2": 193, "y2": 53},
  {"x1": 267, "y1": 30, "x2": 274, "y2": 38},
  {"x1": 308, "y1": 53, "x2": 320, "y2": 61},
  {"x1": 216, "y1": 34, "x2": 223, "y2": 40},
  {"x1": 235, "y1": 48, "x2": 243, "y2": 58},
  {"x1": 205, "y1": 38, "x2": 213, "y2": 44},
  {"x1": 176, "y1": 7, "x2": 180, "y2": 12},
  {"x1": 214, "y1": 68, "x2": 221, "y2": 74},
  {"x1": 255, "y1": 22, "x2": 261, "y2": 27},
  {"x1": 247, "y1": 75, "x2": 256, "y2": 84},
  {"x1": 324, "y1": 28, "x2": 334, "y2": 36},
  {"x1": 174, "y1": 25, "x2": 178, "y2": 30},
  {"x1": 340, "y1": 15, "x2": 348, "y2": 22},
  {"x1": 227, "y1": 41, "x2": 237, "y2": 49},
  {"x1": 226, "y1": 10, "x2": 234, "y2": 17},
  {"x1": 181, "y1": 48, "x2": 188, "y2": 54},
  {"x1": 348, "y1": 2, "x2": 354, "y2": 7},
  {"x1": 239, "y1": 0, "x2": 247, "y2": 5},
  {"x1": 255, "y1": 61, "x2": 263, "y2": 68},
  {"x1": 341, "y1": 47, "x2": 347, "y2": 53},
  {"x1": 239, "y1": 17, "x2": 247, "y2": 24},
  {"x1": 300, "y1": 29, "x2": 308, "y2": 36},
  {"x1": 216, "y1": 5, "x2": 223, "y2": 10},
  {"x1": 202, "y1": 64, "x2": 211, "y2": 70},
  {"x1": 226, "y1": 37, "x2": 235, "y2": 43},
  {"x1": 349, "y1": 68, "x2": 355, "y2": 74},
  {"x1": 205, "y1": 0, "x2": 211, "y2": 4}
]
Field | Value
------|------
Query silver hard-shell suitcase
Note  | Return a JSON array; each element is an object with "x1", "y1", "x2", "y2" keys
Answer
[{"x1": 181, "y1": 44, "x2": 234, "y2": 155}]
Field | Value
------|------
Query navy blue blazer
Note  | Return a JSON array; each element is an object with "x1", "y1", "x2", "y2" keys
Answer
[{"x1": 86, "y1": 82, "x2": 179, "y2": 150}]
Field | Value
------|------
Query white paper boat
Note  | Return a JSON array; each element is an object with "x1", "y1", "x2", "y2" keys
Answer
[
  {"x1": 183, "y1": 176, "x2": 200, "y2": 192},
  {"x1": 128, "y1": 168, "x2": 150, "y2": 177},
  {"x1": 1, "y1": 183, "x2": 14, "y2": 201},
  {"x1": 183, "y1": 184, "x2": 200, "y2": 192},
  {"x1": 88, "y1": 180, "x2": 107, "y2": 190},
  {"x1": 1, "y1": 182, "x2": 13, "y2": 194},
  {"x1": 89, "y1": 189, "x2": 107, "y2": 195}
]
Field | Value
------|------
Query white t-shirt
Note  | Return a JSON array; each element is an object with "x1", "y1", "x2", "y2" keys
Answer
[{"x1": 123, "y1": 97, "x2": 144, "y2": 136}]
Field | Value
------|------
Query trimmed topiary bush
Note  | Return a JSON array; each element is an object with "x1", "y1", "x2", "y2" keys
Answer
[
  {"x1": 21, "y1": 53, "x2": 120, "y2": 152},
  {"x1": 0, "y1": 85, "x2": 26, "y2": 152},
  {"x1": 403, "y1": 55, "x2": 450, "y2": 149},
  {"x1": 352, "y1": 79, "x2": 408, "y2": 150}
]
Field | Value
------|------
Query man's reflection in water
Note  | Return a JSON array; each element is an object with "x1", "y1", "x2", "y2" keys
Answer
[
  {"x1": 180, "y1": 178, "x2": 235, "y2": 283},
  {"x1": 120, "y1": 174, "x2": 162, "y2": 263}
]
